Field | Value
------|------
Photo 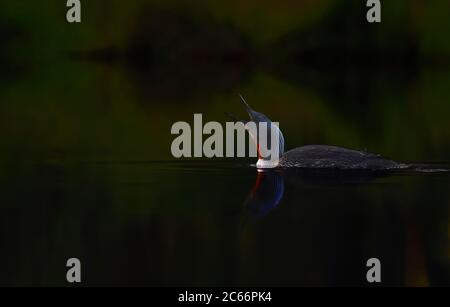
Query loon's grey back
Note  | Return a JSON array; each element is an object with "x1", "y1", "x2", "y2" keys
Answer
[{"x1": 279, "y1": 145, "x2": 404, "y2": 170}]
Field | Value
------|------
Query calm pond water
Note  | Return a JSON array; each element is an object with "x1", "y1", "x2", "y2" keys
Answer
[{"x1": 1, "y1": 158, "x2": 449, "y2": 286}]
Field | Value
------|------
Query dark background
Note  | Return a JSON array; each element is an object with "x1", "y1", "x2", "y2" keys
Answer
[{"x1": 0, "y1": 0, "x2": 449, "y2": 286}]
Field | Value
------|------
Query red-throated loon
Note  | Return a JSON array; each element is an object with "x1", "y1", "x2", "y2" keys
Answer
[{"x1": 239, "y1": 95, "x2": 407, "y2": 170}]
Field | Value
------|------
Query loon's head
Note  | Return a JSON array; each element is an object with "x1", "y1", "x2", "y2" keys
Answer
[{"x1": 240, "y1": 95, "x2": 285, "y2": 168}]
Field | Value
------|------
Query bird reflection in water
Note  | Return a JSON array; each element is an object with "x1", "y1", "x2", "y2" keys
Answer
[
  {"x1": 243, "y1": 169, "x2": 285, "y2": 218},
  {"x1": 242, "y1": 168, "x2": 391, "y2": 218}
]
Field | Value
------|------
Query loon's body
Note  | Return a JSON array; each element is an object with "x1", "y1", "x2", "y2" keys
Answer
[
  {"x1": 278, "y1": 145, "x2": 403, "y2": 170},
  {"x1": 238, "y1": 95, "x2": 406, "y2": 171}
]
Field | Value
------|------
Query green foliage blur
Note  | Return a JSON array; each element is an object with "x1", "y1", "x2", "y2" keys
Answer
[{"x1": 1, "y1": 1, "x2": 450, "y2": 165}]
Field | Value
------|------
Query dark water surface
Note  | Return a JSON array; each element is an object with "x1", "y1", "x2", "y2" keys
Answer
[{"x1": 1, "y1": 158, "x2": 449, "y2": 286}]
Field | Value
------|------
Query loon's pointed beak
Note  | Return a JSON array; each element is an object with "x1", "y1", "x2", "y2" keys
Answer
[{"x1": 239, "y1": 94, "x2": 255, "y2": 121}]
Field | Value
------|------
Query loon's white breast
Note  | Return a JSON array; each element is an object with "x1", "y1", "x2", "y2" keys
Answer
[{"x1": 256, "y1": 158, "x2": 280, "y2": 169}]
